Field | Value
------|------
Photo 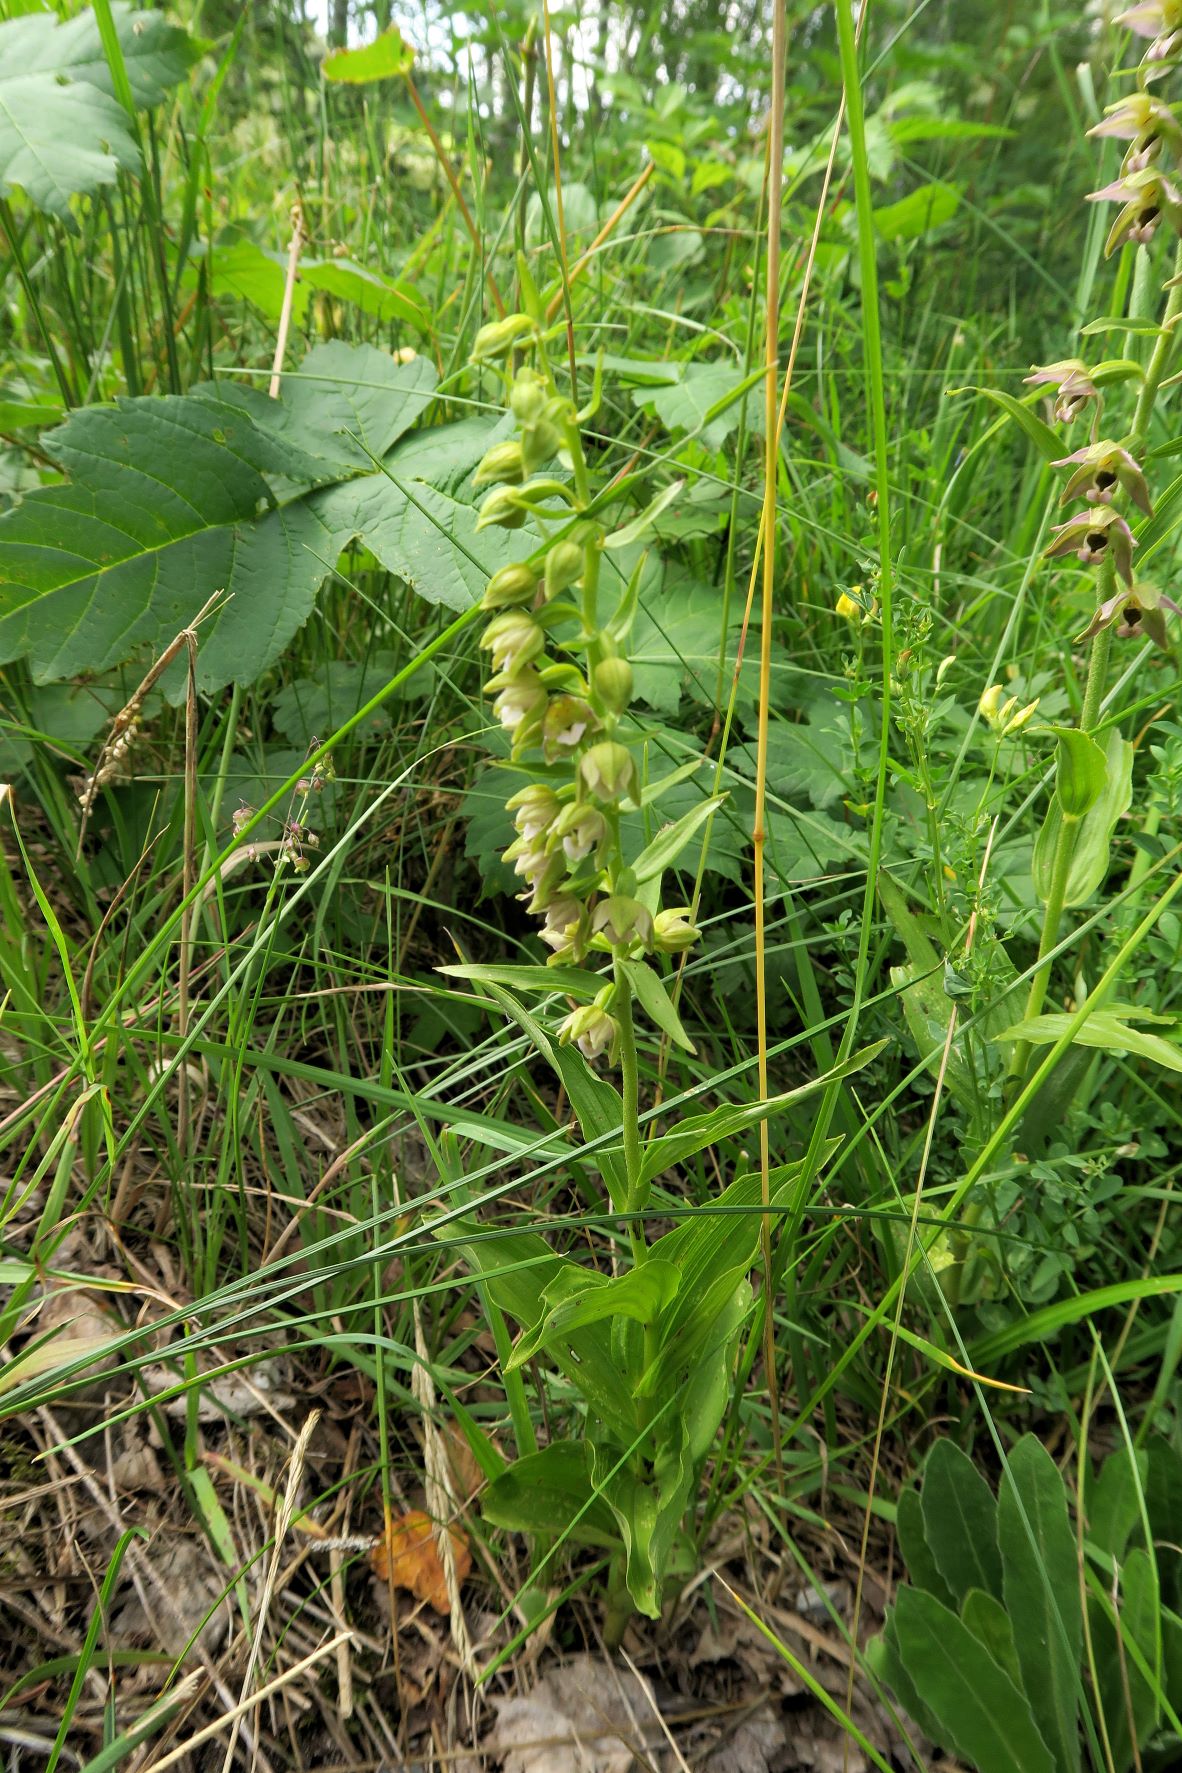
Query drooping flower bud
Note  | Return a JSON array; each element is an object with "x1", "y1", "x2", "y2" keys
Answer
[
  {"x1": 653, "y1": 907, "x2": 700, "y2": 953},
  {"x1": 476, "y1": 485, "x2": 528, "y2": 530},
  {"x1": 522, "y1": 416, "x2": 562, "y2": 474},
  {"x1": 543, "y1": 694, "x2": 597, "y2": 760},
  {"x1": 538, "y1": 896, "x2": 590, "y2": 960},
  {"x1": 1024, "y1": 359, "x2": 1099, "y2": 425},
  {"x1": 490, "y1": 670, "x2": 547, "y2": 746},
  {"x1": 557, "y1": 1003, "x2": 618, "y2": 1063},
  {"x1": 592, "y1": 656, "x2": 633, "y2": 713},
  {"x1": 481, "y1": 562, "x2": 538, "y2": 610},
  {"x1": 591, "y1": 895, "x2": 654, "y2": 949},
  {"x1": 472, "y1": 313, "x2": 535, "y2": 361},
  {"x1": 473, "y1": 441, "x2": 526, "y2": 488},
  {"x1": 543, "y1": 540, "x2": 584, "y2": 601},
  {"x1": 580, "y1": 740, "x2": 635, "y2": 802},
  {"x1": 553, "y1": 802, "x2": 607, "y2": 865},
  {"x1": 480, "y1": 611, "x2": 546, "y2": 677},
  {"x1": 509, "y1": 367, "x2": 548, "y2": 424},
  {"x1": 507, "y1": 783, "x2": 562, "y2": 841}
]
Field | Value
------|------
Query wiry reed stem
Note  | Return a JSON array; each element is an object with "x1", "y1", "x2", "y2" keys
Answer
[{"x1": 752, "y1": 0, "x2": 788, "y2": 1480}]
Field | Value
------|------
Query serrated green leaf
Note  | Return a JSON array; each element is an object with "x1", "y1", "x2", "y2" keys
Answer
[
  {"x1": 632, "y1": 360, "x2": 762, "y2": 449},
  {"x1": 998, "y1": 1435, "x2": 1082, "y2": 1773},
  {"x1": 0, "y1": 345, "x2": 441, "y2": 694},
  {"x1": 0, "y1": 5, "x2": 203, "y2": 220},
  {"x1": 323, "y1": 26, "x2": 414, "y2": 81},
  {"x1": 921, "y1": 1440, "x2": 1003, "y2": 1604},
  {"x1": 872, "y1": 181, "x2": 960, "y2": 239},
  {"x1": 269, "y1": 651, "x2": 433, "y2": 745},
  {"x1": 892, "y1": 1587, "x2": 1056, "y2": 1773}
]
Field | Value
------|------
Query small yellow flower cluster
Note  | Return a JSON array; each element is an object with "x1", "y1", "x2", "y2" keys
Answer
[{"x1": 978, "y1": 684, "x2": 1040, "y2": 738}]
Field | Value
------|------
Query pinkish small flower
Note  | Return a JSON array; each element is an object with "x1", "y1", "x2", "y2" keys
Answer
[
  {"x1": 1087, "y1": 167, "x2": 1182, "y2": 255},
  {"x1": 1045, "y1": 507, "x2": 1137, "y2": 584},
  {"x1": 1053, "y1": 439, "x2": 1153, "y2": 514},
  {"x1": 1089, "y1": 93, "x2": 1182, "y2": 172},
  {"x1": 1024, "y1": 359, "x2": 1099, "y2": 424},
  {"x1": 1117, "y1": 2, "x2": 1182, "y2": 69},
  {"x1": 1078, "y1": 581, "x2": 1180, "y2": 649}
]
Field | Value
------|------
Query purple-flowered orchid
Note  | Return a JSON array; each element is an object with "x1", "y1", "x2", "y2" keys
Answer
[
  {"x1": 1053, "y1": 439, "x2": 1153, "y2": 514},
  {"x1": 1024, "y1": 359, "x2": 1100, "y2": 424},
  {"x1": 1079, "y1": 581, "x2": 1180, "y2": 649},
  {"x1": 1117, "y1": 2, "x2": 1182, "y2": 71},
  {"x1": 1089, "y1": 93, "x2": 1182, "y2": 172},
  {"x1": 1045, "y1": 506, "x2": 1137, "y2": 584},
  {"x1": 1087, "y1": 166, "x2": 1182, "y2": 254}
]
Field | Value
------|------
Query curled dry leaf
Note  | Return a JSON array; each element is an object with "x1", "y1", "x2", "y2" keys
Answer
[{"x1": 370, "y1": 1508, "x2": 471, "y2": 1614}]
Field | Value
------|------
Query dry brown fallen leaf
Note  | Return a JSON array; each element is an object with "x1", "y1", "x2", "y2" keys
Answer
[{"x1": 370, "y1": 1508, "x2": 471, "y2": 1614}]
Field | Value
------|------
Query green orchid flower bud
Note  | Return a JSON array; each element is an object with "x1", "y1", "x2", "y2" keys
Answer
[
  {"x1": 553, "y1": 802, "x2": 607, "y2": 864},
  {"x1": 481, "y1": 562, "x2": 537, "y2": 610},
  {"x1": 476, "y1": 484, "x2": 528, "y2": 531},
  {"x1": 580, "y1": 740, "x2": 635, "y2": 802},
  {"x1": 472, "y1": 313, "x2": 535, "y2": 361},
  {"x1": 506, "y1": 782, "x2": 563, "y2": 841},
  {"x1": 653, "y1": 907, "x2": 700, "y2": 953},
  {"x1": 509, "y1": 366, "x2": 548, "y2": 424},
  {"x1": 489, "y1": 669, "x2": 547, "y2": 746},
  {"x1": 480, "y1": 611, "x2": 546, "y2": 676},
  {"x1": 593, "y1": 656, "x2": 633, "y2": 713},
  {"x1": 473, "y1": 440, "x2": 526, "y2": 488},
  {"x1": 592, "y1": 894, "x2": 654, "y2": 949},
  {"x1": 557, "y1": 1002, "x2": 619, "y2": 1063},
  {"x1": 538, "y1": 895, "x2": 590, "y2": 961},
  {"x1": 522, "y1": 416, "x2": 562, "y2": 474},
  {"x1": 543, "y1": 540, "x2": 584, "y2": 601},
  {"x1": 543, "y1": 693, "x2": 597, "y2": 760}
]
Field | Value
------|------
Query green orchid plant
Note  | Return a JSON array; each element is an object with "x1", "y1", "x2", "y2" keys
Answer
[
  {"x1": 887, "y1": 9, "x2": 1182, "y2": 1202},
  {"x1": 434, "y1": 266, "x2": 880, "y2": 1638}
]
